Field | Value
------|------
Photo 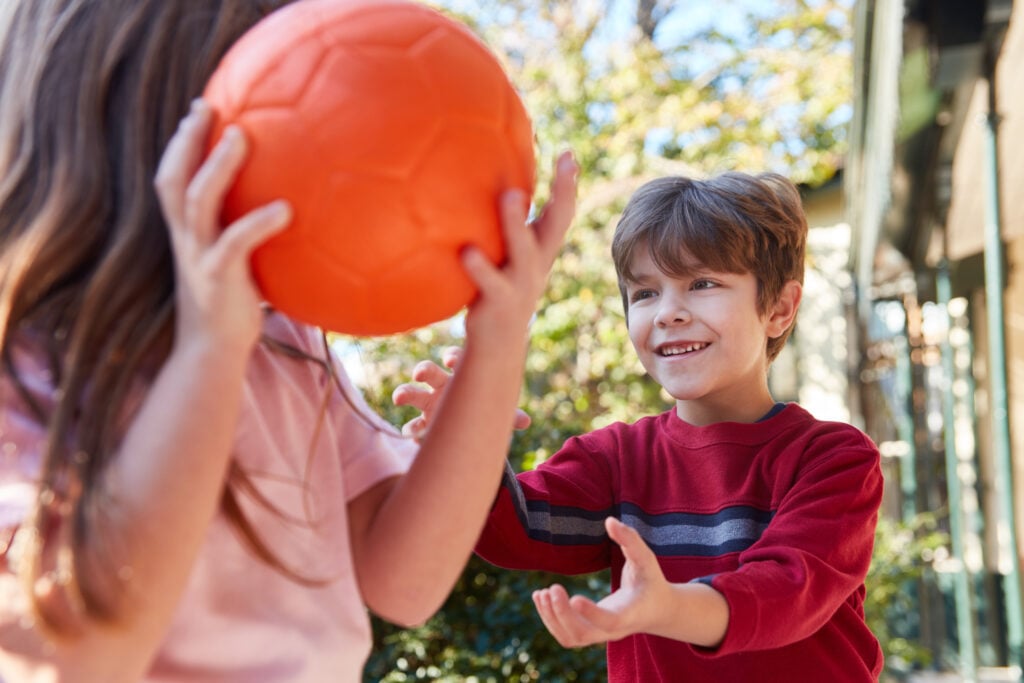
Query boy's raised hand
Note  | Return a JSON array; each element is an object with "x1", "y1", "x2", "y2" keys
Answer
[
  {"x1": 532, "y1": 517, "x2": 673, "y2": 648},
  {"x1": 392, "y1": 346, "x2": 530, "y2": 440}
]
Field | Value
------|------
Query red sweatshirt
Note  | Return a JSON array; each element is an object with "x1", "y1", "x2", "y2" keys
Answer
[{"x1": 476, "y1": 403, "x2": 884, "y2": 682}]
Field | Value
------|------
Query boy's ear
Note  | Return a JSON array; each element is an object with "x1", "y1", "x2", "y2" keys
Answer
[{"x1": 766, "y1": 280, "x2": 802, "y2": 338}]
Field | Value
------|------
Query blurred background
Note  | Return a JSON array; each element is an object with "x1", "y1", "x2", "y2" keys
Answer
[{"x1": 343, "y1": 1, "x2": 1024, "y2": 680}]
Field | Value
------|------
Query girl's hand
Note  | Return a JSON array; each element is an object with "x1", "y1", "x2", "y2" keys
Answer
[
  {"x1": 392, "y1": 154, "x2": 576, "y2": 438},
  {"x1": 460, "y1": 152, "x2": 578, "y2": 344},
  {"x1": 154, "y1": 99, "x2": 292, "y2": 355},
  {"x1": 392, "y1": 346, "x2": 531, "y2": 440}
]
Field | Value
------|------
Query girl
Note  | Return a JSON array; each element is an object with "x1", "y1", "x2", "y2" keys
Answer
[{"x1": 0, "y1": 1, "x2": 577, "y2": 681}]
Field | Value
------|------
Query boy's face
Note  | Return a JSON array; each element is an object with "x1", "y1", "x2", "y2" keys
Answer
[{"x1": 623, "y1": 247, "x2": 787, "y2": 424}]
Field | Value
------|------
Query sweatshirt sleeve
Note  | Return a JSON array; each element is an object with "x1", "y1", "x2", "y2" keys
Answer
[
  {"x1": 701, "y1": 427, "x2": 883, "y2": 656},
  {"x1": 475, "y1": 433, "x2": 617, "y2": 575}
]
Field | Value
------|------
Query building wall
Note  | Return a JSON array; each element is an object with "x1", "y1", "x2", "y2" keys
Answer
[
  {"x1": 1008, "y1": 236, "x2": 1024, "y2": 467},
  {"x1": 773, "y1": 181, "x2": 853, "y2": 423},
  {"x1": 946, "y1": 8, "x2": 1024, "y2": 261},
  {"x1": 944, "y1": 2, "x2": 1024, "y2": 579}
]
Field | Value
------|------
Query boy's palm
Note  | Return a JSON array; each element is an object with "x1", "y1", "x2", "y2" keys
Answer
[{"x1": 533, "y1": 517, "x2": 671, "y2": 648}]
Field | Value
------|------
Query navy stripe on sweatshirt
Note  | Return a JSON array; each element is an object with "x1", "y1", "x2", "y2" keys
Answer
[{"x1": 501, "y1": 464, "x2": 774, "y2": 557}]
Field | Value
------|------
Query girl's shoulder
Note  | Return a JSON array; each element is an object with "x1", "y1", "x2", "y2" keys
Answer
[{"x1": 261, "y1": 310, "x2": 323, "y2": 352}]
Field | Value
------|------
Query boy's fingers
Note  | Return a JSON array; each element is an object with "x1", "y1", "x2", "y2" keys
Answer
[
  {"x1": 411, "y1": 360, "x2": 451, "y2": 388},
  {"x1": 606, "y1": 517, "x2": 655, "y2": 567},
  {"x1": 533, "y1": 590, "x2": 568, "y2": 646},
  {"x1": 391, "y1": 383, "x2": 432, "y2": 409},
  {"x1": 534, "y1": 588, "x2": 566, "y2": 634},
  {"x1": 548, "y1": 584, "x2": 601, "y2": 647},
  {"x1": 400, "y1": 416, "x2": 428, "y2": 439},
  {"x1": 440, "y1": 346, "x2": 463, "y2": 370},
  {"x1": 567, "y1": 595, "x2": 614, "y2": 635}
]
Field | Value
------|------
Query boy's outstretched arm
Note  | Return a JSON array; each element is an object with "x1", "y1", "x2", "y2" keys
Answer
[
  {"x1": 348, "y1": 153, "x2": 577, "y2": 628},
  {"x1": 533, "y1": 517, "x2": 729, "y2": 649}
]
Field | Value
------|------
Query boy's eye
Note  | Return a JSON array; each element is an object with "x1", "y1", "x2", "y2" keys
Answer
[
  {"x1": 691, "y1": 279, "x2": 717, "y2": 291},
  {"x1": 629, "y1": 288, "x2": 656, "y2": 303}
]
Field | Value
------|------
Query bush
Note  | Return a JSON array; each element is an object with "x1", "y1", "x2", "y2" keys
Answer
[
  {"x1": 365, "y1": 559, "x2": 609, "y2": 682},
  {"x1": 865, "y1": 514, "x2": 948, "y2": 680}
]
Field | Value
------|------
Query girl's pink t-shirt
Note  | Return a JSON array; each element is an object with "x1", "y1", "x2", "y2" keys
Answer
[{"x1": 0, "y1": 313, "x2": 417, "y2": 682}]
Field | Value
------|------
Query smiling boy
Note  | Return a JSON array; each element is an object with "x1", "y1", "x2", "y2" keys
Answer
[{"x1": 397, "y1": 172, "x2": 884, "y2": 682}]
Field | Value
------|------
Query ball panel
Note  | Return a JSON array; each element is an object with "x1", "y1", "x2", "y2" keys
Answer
[
  {"x1": 412, "y1": 25, "x2": 513, "y2": 128},
  {"x1": 260, "y1": 243, "x2": 473, "y2": 337},
  {"x1": 231, "y1": 34, "x2": 327, "y2": 112},
  {"x1": 217, "y1": 107, "x2": 324, "y2": 230},
  {"x1": 317, "y1": 0, "x2": 444, "y2": 50},
  {"x1": 412, "y1": 122, "x2": 533, "y2": 258},
  {"x1": 304, "y1": 46, "x2": 442, "y2": 177},
  {"x1": 206, "y1": 3, "x2": 331, "y2": 115},
  {"x1": 252, "y1": 241, "x2": 367, "y2": 332},
  {"x1": 346, "y1": 243, "x2": 474, "y2": 336},
  {"x1": 307, "y1": 171, "x2": 420, "y2": 274}
]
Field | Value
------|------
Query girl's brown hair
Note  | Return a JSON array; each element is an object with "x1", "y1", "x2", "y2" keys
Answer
[
  {"x1": 0, "y1": 0, "x2": 296, "y2": 631},
  {"x1": 611, "y1": 172, "x2": 808, "y2": 361}
]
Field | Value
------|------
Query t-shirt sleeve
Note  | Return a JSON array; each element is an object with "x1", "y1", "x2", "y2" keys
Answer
[
  {"x1": 325, "y1": 356, "x2": 417, "y2": 502},
  {"x1": 286, "y1": 324, "x2": 417, "y2": 503}
]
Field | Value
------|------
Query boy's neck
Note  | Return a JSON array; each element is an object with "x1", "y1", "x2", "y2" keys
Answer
[{"x1": 674, "y1": 393, "x2": 780, "y2": 426}]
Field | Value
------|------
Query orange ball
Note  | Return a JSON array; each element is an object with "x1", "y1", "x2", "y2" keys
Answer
[{"x1": 203, "y1": 0, "x2": 536, "y2": 336}]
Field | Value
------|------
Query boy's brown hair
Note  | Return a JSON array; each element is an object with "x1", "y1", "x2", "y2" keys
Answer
[{"x1": 611, "y1": 172, "x2": 808, "y2": 361}]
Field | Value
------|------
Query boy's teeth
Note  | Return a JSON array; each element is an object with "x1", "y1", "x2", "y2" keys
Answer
[{"x1": 663, "y1": 343, "x2": 707, "y2": 356}]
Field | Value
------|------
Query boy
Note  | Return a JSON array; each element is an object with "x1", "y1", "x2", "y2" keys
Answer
[{"x1": 395, "y1": 172, "x2": 884, "y2": 682}]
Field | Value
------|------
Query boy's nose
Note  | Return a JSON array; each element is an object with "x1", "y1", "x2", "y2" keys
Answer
[{"x1": 654, "y1": 297, "x2": 691, "y2": 327}]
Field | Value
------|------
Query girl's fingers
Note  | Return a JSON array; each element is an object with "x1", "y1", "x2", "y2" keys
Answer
[
  {"x1": 497, "y1": 188, "x2": 532, "y2": 271},
  {"x1": 184, "y1": 125, "x2": 249, "y2": 246},
  {"x1": 460, "y1": 244, "x2": 503, "y2": 293},
  {"x1": 209, "y1": 200, "x2": 291, "y2": 268},
  {"x1": 531, "y1": 152, "x2": 578, "y2": 256},
  {"x1": 155, "y1": 100, "x2": 212, "y2": 227}
]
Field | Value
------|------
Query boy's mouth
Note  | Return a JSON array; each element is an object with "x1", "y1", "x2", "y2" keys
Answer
[{"x1": 658, "y1": 342, "x2": 709, "y2": 357}]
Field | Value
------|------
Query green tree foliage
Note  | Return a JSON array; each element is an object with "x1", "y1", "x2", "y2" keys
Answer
[
  {"x1": 866, "y1": 515, "x2": 949, "y2": 681},
  {"x1": 354, "y1": 1, "x2": 857, "y2": 680}
]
